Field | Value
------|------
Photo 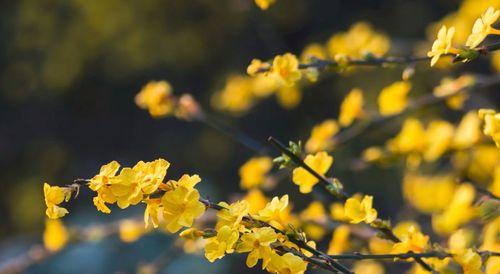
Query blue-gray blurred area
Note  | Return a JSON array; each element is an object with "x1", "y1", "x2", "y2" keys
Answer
[{"x1": 0, "y1": 0, "x2": 495, "y2": 273}]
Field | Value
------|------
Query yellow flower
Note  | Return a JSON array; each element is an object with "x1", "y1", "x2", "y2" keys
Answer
[
  {"x1": 270, "y1": 53, "x2": 302, "y2": 87},
  {"x1": 161, "y1": 184, "x2": 205, "y2": 233},
  {"x1": 243, "y1": 189, "x2": 268, "y2": 214},
  {"x1": 428, "y1": 26, "x2": 458, "y2": 67},
  {"x1": 179, "y1": 227, "x2": 204, "y2": 240},
  {"x1": 109, "y1": 167, "x2": 143, "y2": 209},
  {"x1": 44, "y1": 183, "x2": 71, "y2": 219},
  {"x1": 432, "y1": 184, "x2": 476, "y2": 235},
  {"x1": 237, "y1": 227, "x2": 277, "y2": 268},
  {"x1": 175, "y1": 174, "x2": 202, "y2": 190},
  {"x1": 454, "y1": 249, "x2": 483, "y2": 274},
  {"x1": 119, "y1": 220, "x2": 146, "y2": 243},
  {"x1": 211, "y1": 75, "x2": 254, "y2": 113},
  {"x1": 89, "y1": 161, "x2": 120, "y2": 191},
  {"x1": 433, "y1": 75, "x2": 475, "y2": 110},
  {"x1": 93, "y1": 195, "x2": 111, "y2": 214},
  {"x1": 255, "y1": 195, "x2": 290, "y2": 230},
  {"x1": 43, "y1": 219, "x2": 69, "y2": 252},
  {"x1": 344, "y1": 195, "x2": 378, "y2": 224},
  {"x1": 466, "y1": 7, "x2": 500, "y2": 48},
  {"x1": 479, "y1": 109, "x2": 500, "y2": 147},
  {"x1": 352, "y1": 260, "x2": 385, "y2": 274},
  {"x1": 205, "y1": 225, "x2": 240, "y2": 262},
  {"x1": 305, "y1": 119, "x2": 339, "y2": 153},
  {"x1": 239, "y1": 157, "x2": 273, "y2": 189},
  {"x1": 391, "y1": 225, "x2": 429, "y2": 254},
  {"x1": 387, "y1": 118, "x2": 426, "y2": 156},
  {"x1": 329, "y1": 202, "x2": 349, "y2": 221},
  {"x1": 300, "y1": 201, "x2": 326, "y2": 222},
  {"x1": 292, "y1": 152, "x2": 333, "y2": 193},
  {"x1": 339, "y1": 88, "x2": 364, "y2": 127},
  {"x1": 216, "y1": 200, "x2": 249, "y2": 230},
  {"x1": 423, "y1": 120, "x2": 454, "y2": 162},
  {"x1": 247, "y1": 59, "x2": 269, "y2": 76},
  {"x1": 362, "y1": 146, "x2": 385, "y2": 163},
  {"x1": 402, "y1": 173, "x2": 456, "y2": 214},
  {"x1": 448, "y1": 228, "x2": 474, "y2": 253},
  {"x1": 255, "y1": 0, "x2": 276, "y2": 10},
  {"x1": 453, "y1": 111, "x2": 482, "y2": 149},
  {"x1": 133, "y1": 158, "x2": 170, "y2": 194},
  {"x1": 485, "y1": 257, "x2": 500, "y2": 274},
  {"x1": 490, "y1": 166, "x2": 500, "y2": 197},
  {"x1": 378, "y1": 81, "x2": 412, "y2": 116},
  {"x1": 135, "y1": 81, "x2": 175, "y2": 118},
  {"x1": 144, "y1": 198, "x2": 162, "y2": 228},
  {"x1": 267, "y1": 252, "x2": 308, "y2": 274},
  {"x1": 276, "y1": 85, "x2": 302, "y2": 109},
  {"x1": 327, "y1": 225, "x2": 350, "y2": 255}
]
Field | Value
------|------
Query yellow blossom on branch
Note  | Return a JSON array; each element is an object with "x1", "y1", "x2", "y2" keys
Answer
[
  {"x1": 466, "y1": 6, "x2": 500, "y2": 48},
  {"x1": 378, "y1": 81, "x2": 412, "y2": 116},
  {"x1": 216, "y1": 200, "x2": 249, "y2": 230},
  {"x1": 454, "y1": 249, "x2": 483, "y2": 274},
  {"x1": 339, "y1": 88, "x2": 364, "y2": 127},
  {"x1": 135, "y1": 81, "x2": 175, "y2": 118},
  {"x1": 266, "y1": 252, "x2": 308, "y2": 274},
  {"x1": 239, "y1": 157, "x2": 273, "y2": 189},
  {"x1": 292, "y1": 151, "x2": 333, "y2": 193},
  {"x1": 237, "y1": 227, "x2": 277, "y2": 268},
  {"x1": 270, "y1": 53, "x2": 302, "y2": 87},
  {"x1": 255, "y1": 195, "x2": 291, "y2": 230},
  {"x1": 479, "y1": 109, "x2": 500, "y2": 147},
  {"x1": 344, "y1": 195, "x2": 378, "y2": 224},
  {"x1": 243, "y1": 189, "x2": 268, "y2": 214},
  {"x1": 43, "y1": 183, "x2": 72, "y2": 219},
  {"x1": 305, "y1": 119, "x2": 339, "y2": 153},
  {"x1": 391, "y1": 225, "x2": 429, "y2": 254},
  {"x1": 204, "y1": 225, "x2": 239, "y2": 262},
  {"x1": 428, "y1": 25, "x2": 458, "y2": 67}
]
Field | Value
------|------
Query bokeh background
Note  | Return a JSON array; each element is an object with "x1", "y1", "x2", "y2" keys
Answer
[{"x1": 0, "y1": 0, "x2": 498, "y2": 273}]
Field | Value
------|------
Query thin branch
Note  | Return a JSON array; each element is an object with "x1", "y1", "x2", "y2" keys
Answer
[{"x1": 328, "y1": 250, "x2": 500, "y2": 260}]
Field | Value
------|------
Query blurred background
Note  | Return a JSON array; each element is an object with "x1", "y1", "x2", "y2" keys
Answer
[{"x1": 0, "y1": 0, "x2": 498, "y2": 273}]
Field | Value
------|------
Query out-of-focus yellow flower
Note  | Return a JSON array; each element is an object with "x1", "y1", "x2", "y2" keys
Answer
[
  {"x1": 135, "y1": 81, "x2": 175, "y2": 118},
  {"x1": 300, "y1": 43, "x2": 326, "y2": 82},
  {"x1": 432, "y1": 183, "x2": 476, "y2": 235},
  {"x1": 391, "y1": 225, "x2": 429, "y2": 254},
  {"x1": 490, "y1": 167, "x2": 500, "y2": 197},
  {"x1": 428, "y1": 26, "x2": 458, "y2": 67},
  {"x1": 393, "y1": 221, "x2": 421, "y2": 239},
  {"x1": 255, "y1": 195, "x2": 290, "y2": 230},
  {"x1": 239, "y1": 157, "x2": 273, "y2": 190},
  {"x1": 247, "y1": 59, "x2": 269, "y2": 76},
  {"x1": 424, "y1": 120, "x2": 454, "y2": 162},
  {"x1": 403, "y1": 173, "x2": 456, "y2": 214},
  {"x1": 339, "y1": 88, "x2": 364, "y2": 127},
  {"x1": 479, "y1": 109, "x2": 500, "y2": 147},
  {"x1": 326, "y1": 22, "x2": 390, "y2": 60},
  {"x1": 44, "y1": 183, "x2": 72, "y2": 219},
  {"x1": 454, "y1": 249, "x2": 483, "y2": 274},
  {"x1": 276, "y1": 85, "x2": 302, "y2": 109},
  {"x1": 466, "y1": 145, "x2": 500, "y2": 184},
  {"x1": 305, "y1": 119, "x2": 339, "y2": 153},
  {"x1": 481, "y1": 217, "x2": 499, "y2": 251},
  {"x1": 216, "y1": 200, "x2": 249, "y2": 230},
  {"x1": 344, "y1": 195, "x2": 377, "y2": 224},
  {"x1": 352, "y1": 260, "x2": 385, "y2": 274},
  {"x1": 43, "y1": 219, "x2": 69, "y2": 252},
  {"x1": 329, "y1": 202, "x2": 349, "y2": 221},
  {"x1": 448, "y1": 228, "x2": 474, "y2": 253},
  {"x1": 292, "y1": 152, "x2": 333, "y2": 193},
  {"x1": 270, "y1": 53, "x2": 302, "y2": 87},
  {"x1": 204, "y1": 225, "x2": 239, "y2": 262},
  {"x1": 119, "y1": 220, "x2": 146, "y2": 243},
  {"x1": 362, "y1": 146, "x2": 385, "y2": 163},
  {"x1": 387, "y1": 118, "x2": 426, "y2": 156},
  {"x1": 453, "y1": 111, "x2": 481, "y2": 149},
  {"x1": 300, "y1": 201, "x2": 326, "y2": 222},
  {"x1": 433, "y1": 75, "x2": 475, "y2": 110},
  {"x1": 485, "y1": 257, "x2": 500, "y2": 274},
  {"x1": 211, "y1": 75, "x2": 254, "y2": 113},
  {"x1": 243, "y1": 189, "x2": 268, "y2": 214},
  {"x1": 255, "y1": 0, "x2": 276, "y2": 10},
  {"x1": 237, "y1": 227, "x2": 277, "y2": 268},
  {"x1": 466, "y1": 7, "x2": 500, "y2": 48},
  {"x1": 369, "y1": 237, "x2": 393, "y2": 255},
  {"x1": 266, "y1": 252, "x2": 307, "y2": 274},
  {"x1": 161, "y1": 181, "x2": 205, "y2": 233},
  {"x1": 378, "y1": 81, "x2": 411, "y2": 116},
  {"x1": 327, "y1": 225, "x2": 350, "y2": 255}
]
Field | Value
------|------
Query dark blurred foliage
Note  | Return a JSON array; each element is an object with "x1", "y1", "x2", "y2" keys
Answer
[{"x1": 0, "y1": 0, "x2": 496, "y2": 273}]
